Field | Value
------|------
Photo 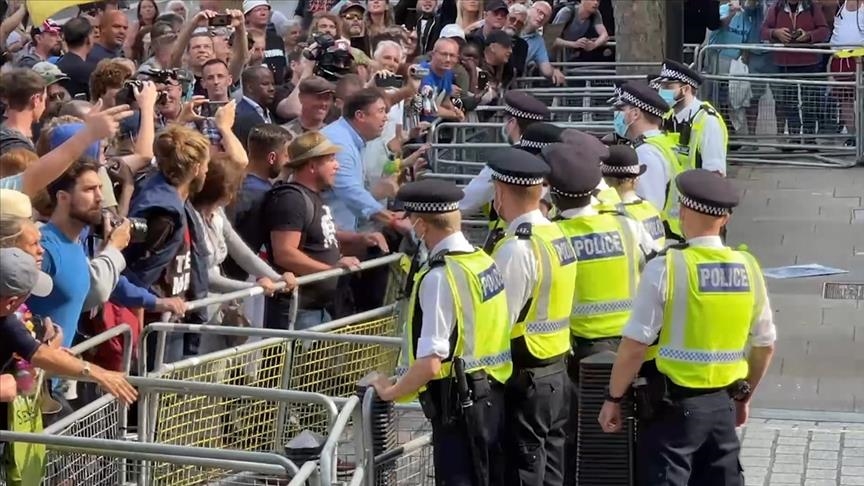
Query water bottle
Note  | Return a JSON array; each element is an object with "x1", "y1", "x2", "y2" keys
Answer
[{"x1": 14, "y1": 360, "x2": 35, "y2": 396}]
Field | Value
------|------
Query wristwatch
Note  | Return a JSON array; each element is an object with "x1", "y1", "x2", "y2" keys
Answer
[
  {"x1": 81, "y1": 361, "x2": 92, "y2": 378},
  {"x1": 604, "y1": 386, "x2": 625, "y2": 404}
]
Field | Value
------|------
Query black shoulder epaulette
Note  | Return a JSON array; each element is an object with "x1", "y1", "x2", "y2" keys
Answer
[
  {"x1": 427, "y1": 249, "x2": 450, "y2": 267},
  {"x1": 699, "y1": 102, "x2": 719, "y2": 117},
  {"x1": 631, "y1": 135, "x2": 646, "y2": 148},
  {"x1": 515, "y1": 222, "x2": 533, "y2": 239},
  {"x1": 646, "y1": 242, "x2": 688, "y2": 263}
]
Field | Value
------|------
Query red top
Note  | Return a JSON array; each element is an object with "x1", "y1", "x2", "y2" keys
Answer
[{"x1": 761, "y1": 1, "x2": 830, "y2": 67}]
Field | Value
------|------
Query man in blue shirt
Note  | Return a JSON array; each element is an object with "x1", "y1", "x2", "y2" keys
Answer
[
  {"x1": 27, "y1": 159, "x2": 106, "y2": 348},
  {"x1": 87, "y1": 10, "x2": 128, "y2": 64},
  {"x1": 321, "y1": 88, "x2": 406, "y2": 232},
  {"x1": 418, "y1": 38, "x2": 465, "y2": 122},
  {"x1": 521, "y1": 1, "x2": 566, "y2": 85}
]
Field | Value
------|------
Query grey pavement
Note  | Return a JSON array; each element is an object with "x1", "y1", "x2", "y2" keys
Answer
[
  {"x1": 740, "y1": 419, "x2": 864, "y2": 486},
  {"x1": 726, "y1": 165, "x2": 864, "y2": 413}
]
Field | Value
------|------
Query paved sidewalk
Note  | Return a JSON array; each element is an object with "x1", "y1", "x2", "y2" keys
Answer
[
  {"x1": 741, "y1": 418, "x2": 864, "y2": 486},
  {"x1": 727, "y1": 166, "x2": 864, "y2": 413}
]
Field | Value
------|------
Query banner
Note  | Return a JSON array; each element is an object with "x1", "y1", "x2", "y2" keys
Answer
[{"x1": 26, "y1": 0, "x2": 92, "y2": 25}]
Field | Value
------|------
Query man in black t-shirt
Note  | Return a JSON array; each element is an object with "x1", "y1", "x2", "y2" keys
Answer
[
  {"x1": 56, "y1": 18, "x2": 96, "y2": 100},
  {"x1": 261, "y1": 131, "x2": 389, "y2": 330}
]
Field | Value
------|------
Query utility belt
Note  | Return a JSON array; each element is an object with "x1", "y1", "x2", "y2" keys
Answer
[
  {"x1": 571, "y1": 335, "x2": 622, "y2": 348},
  {"x1": 632, "y1": 360, "x2": 748, "y2": 421},
  {"x1": 511, "y1": 336, "x2": 569, "y2": 369},
  {"x1": 418, "y1": 365, "x2": 502, "y2": 425}
]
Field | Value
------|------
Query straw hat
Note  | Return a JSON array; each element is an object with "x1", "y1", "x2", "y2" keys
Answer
[{"x1": 286, "y1": 131, "x2": 341, "y2": 167}]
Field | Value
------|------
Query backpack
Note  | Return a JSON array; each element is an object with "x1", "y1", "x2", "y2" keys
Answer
[{"x1": 263, "y1": 182, "x2": 316, "y2": 248}]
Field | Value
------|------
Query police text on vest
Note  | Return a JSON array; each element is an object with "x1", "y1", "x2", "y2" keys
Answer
[
  {"x1": 696, "y1": 263, "x2": 750, "y2": 292},
  {"x1": 570, "y1": 232, "x2": 625, "y2": 261},
  {"x1": 478, "y1": 265, "x2": 505, "y2": 302}
]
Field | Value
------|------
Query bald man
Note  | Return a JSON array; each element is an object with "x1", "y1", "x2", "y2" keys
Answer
[
  {"x1": 88, "y1": 10, "x2": 128, "y2": 63},
  {"x1": 419, "y1": 38, "x2": 465, "y2": 122}
]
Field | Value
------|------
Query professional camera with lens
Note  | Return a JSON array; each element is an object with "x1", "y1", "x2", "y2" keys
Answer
[
  {"x1": 115, "y1": 79, "x2": 169, "y2": 107},
  {"x1": 302, "y1": 34, "x2": 354, "y2": 82},
  {"x1": 101, "y1": 209, "x2": 148, "y2": 244}
]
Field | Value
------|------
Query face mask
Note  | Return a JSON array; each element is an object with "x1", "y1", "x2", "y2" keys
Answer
[
  {"x1": 501, "y1": 118, "x2": 513, "y2": 144},
  {"x1": 613, "y1": 111, "x2": 632, "y2": 138},
  {"x1": 659, "y1": 88, "x2": 677, "y2": 106},
  {"x1": 410, "y1": 218, "x2": 428, "y2": 257}
]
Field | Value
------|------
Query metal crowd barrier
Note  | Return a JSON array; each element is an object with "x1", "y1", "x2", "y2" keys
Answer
[{"x1": 696, "y1": 43, "x2": 863, "y2": 167}]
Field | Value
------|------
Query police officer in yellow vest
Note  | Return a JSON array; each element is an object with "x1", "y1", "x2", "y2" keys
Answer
[
  {"x1": 655, "y1": 60, "x2": 730, "y2": 176},
  {"x1": 601, "y1": 145, "x2": 667, "y2": 249},
  {"x1": 560, "y1": 128, "x2": 622, "y2": 208},
  {"x1": 373, "y1": 179, "x2": 512, "y2": 486},
  {"x1": 598, "y1": 170, "x2": 777, "y2": 486},
  {"x1": 610, "y1": 80, "x2": 685, "y2": 242},
  {"x1": 540, "y1": 142, "x2": 655, "y2": 486},
  {"x1": 459, "y1": 91, "x2": 552, "y2": 217},
  {"x1": 486, "y1": 148, "x2": 578, "y2": 486}
]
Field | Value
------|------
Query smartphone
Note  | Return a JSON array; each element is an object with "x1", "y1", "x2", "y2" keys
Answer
[
  {"x1": 209, "y1": 14, "x2": 231, "y2": 27},
  {"x1": 200, "y1": 100, "x2": 229, "y2": 118},
  {"x1": 375, "y1": 74, "x2": 405, "y2": 89},
  {"x1": 477, "y1": 70, "x2": 490, "y2": 91}
]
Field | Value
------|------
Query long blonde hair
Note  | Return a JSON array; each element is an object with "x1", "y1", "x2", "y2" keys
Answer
[{"x1": 456, "y1": 0, "x2": 482, "y2": 29}]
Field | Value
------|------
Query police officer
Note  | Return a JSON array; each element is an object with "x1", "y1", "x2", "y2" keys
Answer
[
  {"x1": 541, "y1": 143, "x2": 655, "y2": 485},
  {"x1": 373, "y1": 179, "x2": 512, "y2": 486},
  {"x1": 560, "y1": 128, "x2": 621, "y2": 207},
  {"x1": 609, "y1": 80, "x2": 685, "y2": 242},
  {"x1": 480, "y1": 123, "x2": 565, "y2": 253},
  {"x1": 487, "y1": 148, "x2": 577, "y2": 486},
  {"x1": 598, "y1": 169, "x2": 777, "y2": 486},
  {"x1": 460, "y1": 90, "x2": 551, "y2": 215},
  {"x1": 601, "y1": 145, "x2": 667, "y2": 249},
  {"x1": 655, "y1": 60, "x2": 730, "y2": 176}
]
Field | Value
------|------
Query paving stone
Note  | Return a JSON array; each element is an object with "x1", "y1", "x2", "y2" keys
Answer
[
  {"x1": 743, "y1": 448, "x2": 775, "y2": 458},
  {"x1": 748, "y1": 439, "x2": 779, "y2": 449},
  {"x1": 846, "y1": 440, "x2": 864, "y2": 449},
  {"x1": 775, "y1": 453, "x2": 807, "y2": 464},
  {"x1": 811, "y1": 450, "x2": 841, "y2": 460},
  {"x1": 806, "y1": 468, "x2": 838, "y2": 479},
  {"x1": 807, "y1": 459, "x2": 839, "y2": 469},
  {"x1": 778, "y1": 436, "x2": 810, "y2": 446},
  {"x1": 775, "y1": 461, "x2": 805, "y2": 473},
  {"x1": 811, "y1": 441, "x2": 843, "y2": 451},
  {"x1": 840, "y1": 476, "x2": 864, "y2": 485},
  {"x1": 842, "y1": 467, "x2": 864, "y2": 476},
  {"x1": 844, "y1": 457, "x2": 864, "y2": 466},
  {"x1": 804, "y1": 480, "x2": 840, "y2": 486},
  {"x1": 776, "y1": 445, "x2": 808, "y2": 455},
  {"x1": 769, "y1": 473, "x2": 802, "y2": 483},
  {"x1": 845, "y1": 449, "x2": 864, "y2": 457}
]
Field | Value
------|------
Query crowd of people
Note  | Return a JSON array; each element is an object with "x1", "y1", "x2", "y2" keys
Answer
[{"x1": 0, "y1": 0, "x2": 859, "y2": 484}]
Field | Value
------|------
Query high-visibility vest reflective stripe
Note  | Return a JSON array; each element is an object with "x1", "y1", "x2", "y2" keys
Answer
[
  {"x1": 642, "y1": 133, "x2": 683, "y2": 238},
  {"x1": 558, "y1": 213, "x2": 639, "y2": 339},
  {"x1": 396, "y1": 249, "x2": 513, "y2": 402},
  {"x1": 496, "y1": 223, "x2": 578, "y2": 360},
  {"x1": 621, "y1": 200, "x2": 666, "y2": 249},
  {"x1": 673, "y1": 102, "x2": 729, "y2": 172},
  {"x1": 656, "y1": 247, "x2": 761, "y2": 389}
]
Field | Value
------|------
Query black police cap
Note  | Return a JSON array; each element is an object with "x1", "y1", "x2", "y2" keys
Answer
[
  {"x1": 518, "y1": 122, "x2": 564, "y2": 154},
  {"x1": 657, "y1": 59, "x2": 704, "y2": 88},
  {"x1": 675, "y1": 169, "x2": 740, "y2": 217},
  {"x1": 397, "y1": 179, "x2": 464, "y2": 213},
  {"x1": 561, "y1": 129, "x2": 609, "y2": 166},
  {"x1": 601, "y1": 145, "x2": 646, "y2": 178},
  {"x1": 503, "y1": 90, "x2": 550, "y2": 121},
  {"x1": 611, "y1": 80, "x2": 671, "y2": 118},
  {"x1": 541, "y1": 143, "x2": 601, "y2": 198},
  {"x1": 488, "y1": 147, "x2": 550, "y2": 186}
]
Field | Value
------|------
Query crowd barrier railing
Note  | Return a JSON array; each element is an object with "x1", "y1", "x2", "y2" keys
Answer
[
  {"x1": 551, "y1": 41, "x2": 702, "y2": 67},
  {"x1": 696, "y1": 43, "x2": 863, "y2": 167}
]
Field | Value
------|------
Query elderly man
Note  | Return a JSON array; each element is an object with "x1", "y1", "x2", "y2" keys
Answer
[{"x1": 520, "y1": 1, "x2": 565, "y2": 85}]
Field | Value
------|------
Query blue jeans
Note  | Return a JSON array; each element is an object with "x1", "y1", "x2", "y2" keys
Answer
[{"x1": 294, "y1": 308, "x2": 331, "y2": 330}]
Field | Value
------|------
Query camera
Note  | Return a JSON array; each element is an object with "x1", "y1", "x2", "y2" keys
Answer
[
  {"x1": 115, "y1": 79, "x2": 168, "y2": 107},
  {"x1": 302, "y1": 34, "x2": 354, "y2": 81},
  {"x1": 101, "y1": 209, "x2": 148, "y2": 244},
  {"x1": 209, "y1": 14, "x2": 231, "y2": 27},
  {"x1": 408, "y1": 64, "x2": 429, "y2": 80}
]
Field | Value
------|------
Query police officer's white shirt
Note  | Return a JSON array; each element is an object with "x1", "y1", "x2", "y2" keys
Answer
[
  {"x1": 634, "y1": 129, "x2": 672, "y2": 211},
  {"x1": 622, "y1": 236, "x2": 777, "y2": 348},
  {"x1": 675, "y1": 98, "x2": 727, "y2": 176},
  {"x1": 560, "y1": 205, "x2": 658, "y2": 261},
  {"x1": 459, "y1": 166, "x2": 495, "y2": 214},
  {"x1": 619, "y1": 189, "x2": 640, "y2": 204},
  {"x1": 415, "y1": 231, "x2": 476, "y2": 360},
  {"x1": 493, "y1": 209, "x2": 549, "y2": 325}
]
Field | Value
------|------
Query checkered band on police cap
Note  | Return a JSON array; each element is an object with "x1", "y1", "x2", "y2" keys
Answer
[
  {"x1": 678, "y1": 194, "x2": 729, "y2": 216},
  {"x1": 550, "y1": 185, "x2": 594, "y2": 199},
  {"x1": 660, "y1": 65, "x2": 700, "y2": 88},
  {"x1": 505, "y1": 104, "x2": 546, "y2": 121},
  {"x1": 600, "y1": 163, "x2": 642, "y2": 176},
  {"x1": 490, "y1": 168, "x2": 545, "y2": 186},
  {"x1": 403, "y1": 200, "x2": 461, "y2": 213},
  {"x1": 519, "y1": 139, "x2": 552, "y2": 150},
  {"x1": 619, "y1": 90, "x2": 667, "y2": 118}
]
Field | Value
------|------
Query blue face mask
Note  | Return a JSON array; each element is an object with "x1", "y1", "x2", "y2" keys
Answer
[
  {"x1": 659, "y1": 88, "x2": 678, "y2": 107},
  {"x1": 613, "y1": 111, "x2": 631, "y2": 138}
]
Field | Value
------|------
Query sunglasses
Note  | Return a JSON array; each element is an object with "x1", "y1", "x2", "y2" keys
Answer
[{"x1": 342, "y1": 13, "x2": 363, "y2": 20}]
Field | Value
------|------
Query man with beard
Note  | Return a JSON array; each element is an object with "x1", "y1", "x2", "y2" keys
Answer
[
  {"x1": 88, "y1": 10, "x2": 128, "y2": 64},
  {"x1": 223, "y1": 124, "x2": 292, "y2": 281},
  {"x1": 339, "y1": 1, "x2": 369, "y2": 53},
  {"x1": 261, "y1": 131, "x2": 385, "y2": 329},
  {"x1": 282, "y1": 76, "x2": 336, "y2": 139},
  {"x1": 123, "y1": 125, "x2": 210, "y2": 366},
  {"x1": 15, "y1": 20, "x2": 63, "y2": 69},
  {"x1": 26, "y1": 158, "x2": 115, "y2": 348}
]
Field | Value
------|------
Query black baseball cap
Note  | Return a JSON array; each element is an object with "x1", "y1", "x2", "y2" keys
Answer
[
  {"x1": 484, "y1": 0, "x2": 508, "y2": 12},
  {"x1": 486, "y1": 29, "x2": 513, "y2": 48}
]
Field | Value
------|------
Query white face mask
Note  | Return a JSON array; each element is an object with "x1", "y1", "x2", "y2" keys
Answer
[{"x1": 410, "y1": 218, "x2": 429, "y2": 259}]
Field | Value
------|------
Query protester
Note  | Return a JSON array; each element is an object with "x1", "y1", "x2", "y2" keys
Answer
[{"x1": 88, "y1": 10, "x2": 128, "y2": 64}]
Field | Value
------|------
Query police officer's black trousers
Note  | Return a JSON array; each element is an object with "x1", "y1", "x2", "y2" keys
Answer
[
  {"x1": 431, "y1": 383, "x2": 506, "y2": 486},
  {"x1": 505, "y1": 360, "x2": 569, "y2": 486},
  {"x1": 636, "y1": 389, "x2": 743, "y2": 486},
  {"x1": 564, "y1": 337, "x2": 622, "y2": 485}
]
